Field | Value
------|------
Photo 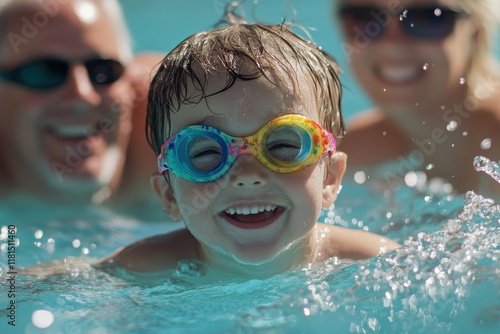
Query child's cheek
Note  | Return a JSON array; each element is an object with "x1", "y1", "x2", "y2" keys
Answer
[{"x1": 171, "y1": 177, "x2": 213, "y2": 220}]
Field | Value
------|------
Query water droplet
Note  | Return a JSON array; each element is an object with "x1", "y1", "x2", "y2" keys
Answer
[
  {"x1": 382, "y1": 131, "x2": 387, "y2": 136},
  {"x1": 459, "y1": 77, "x2": 466, "y2": 85},
  {"x1": 473, "y1": 156, "x2": 488, "y2": 171},
  {"x1": 70, "y1": 269, "x2": 80, "y2": 278},
  {"x1": 400, "y1": 10, "x2": 408, "y2": 21},
  {"x1": 354, "y1": 171, "x2": 367, "y2": 184},
  {"x1": 423, "y1": 63, "x2": 429, "y2": 71},
  {"x1": 404, "y1": 171, "x2": 418, "y2": 187},
  {"x1": 34, "y1": 230, "x2": 43, "y2": 239},
  {"x1": 434, "y1": 8, "x2": 442, "y2": 16},
  {"x1": 473, "y1": 156, "x2": 499, "y2": 182},
  {"x1": 383, "y1": 88, "x2": 387, "y2": 92},
  {"x1": 462, "y1": 131, "x2": 468, "y2": 136},
  {"x1": 176, "y1": 259, "x2": 205, "y2": 277},
  {"x1": 32, "y1": 310, "x2": 54, "y2": 329},
  {"x1": 440, "y1": 105, "x2": 446, "y2": 110},
  {"x1": 446, "y1": 120, "x2": 458, "y2": 132},
  {"x1": 426, "y1": 164, "x2": 435, "y2": 170},
  {"x1": 480, "y1": 138, "x2": 492, "y2": 150},
  {"x1": 72, "y1": 239, "x2": 81, "y2": 248}
]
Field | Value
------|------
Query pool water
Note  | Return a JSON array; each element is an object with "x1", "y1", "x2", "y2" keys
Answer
[
  {"x1": 1, "y1": 158, "x2": 498, "y2": 333},
  {"x1": 1, "y1": 1, "x2": 500, "y2": 332}
]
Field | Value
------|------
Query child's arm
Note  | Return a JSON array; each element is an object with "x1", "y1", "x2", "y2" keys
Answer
[{"x1": 18, "y1": 229, "x2": 197, "y2": 277}]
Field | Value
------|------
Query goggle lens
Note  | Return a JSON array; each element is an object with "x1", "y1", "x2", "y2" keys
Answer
[{"x1": 158, "y1": 115, "x2": 337, "y2": 183}]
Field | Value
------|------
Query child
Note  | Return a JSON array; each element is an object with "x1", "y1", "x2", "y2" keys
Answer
[{"x1": 105, "y1": 21, "x2": 399, "y2": 278}]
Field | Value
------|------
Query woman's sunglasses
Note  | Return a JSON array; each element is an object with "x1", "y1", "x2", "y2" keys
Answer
[
  {"x1": 338, "y1": 6, "x2": 467, "y2": 41},
  {"x1": 0, "y1": 58, "x2": 125, "y2": 91}
]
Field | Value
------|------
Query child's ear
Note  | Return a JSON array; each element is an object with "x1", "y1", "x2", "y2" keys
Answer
[
  {"x1": 150, "y1": 173, "x2": 181, "y2": 221},
  {"x1": 322, "y1": 152, "x2": 347, "y2": 209}
]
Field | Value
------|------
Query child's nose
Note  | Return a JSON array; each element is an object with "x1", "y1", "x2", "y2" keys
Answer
[{"x1": 228, "y1": 155, "x2": 268, "y2": 188}]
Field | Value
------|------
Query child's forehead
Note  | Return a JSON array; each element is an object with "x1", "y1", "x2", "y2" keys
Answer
[
  {"x1": 169, "y1": 72, "x2": 319, "y2": 134},
  {"x1": 186, "y1": 56, "x2": 313, "y2": 97}
]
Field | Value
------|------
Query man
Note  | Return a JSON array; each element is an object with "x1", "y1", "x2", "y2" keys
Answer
[{"x1": 0, "y1": 0, "x2": 164, "y2": 220}]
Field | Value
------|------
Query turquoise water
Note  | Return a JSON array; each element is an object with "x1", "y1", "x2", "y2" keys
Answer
[
  {"x1": 0, "y1": 160, "x2": 499, "y2": 333},
  {"x1": 1, "y1": 1, "x2": 500, "y2": 333}
]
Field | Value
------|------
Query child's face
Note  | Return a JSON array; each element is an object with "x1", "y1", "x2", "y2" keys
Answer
[{"x1": 153, "y1": 66, "x2": 345, "y2": 272}]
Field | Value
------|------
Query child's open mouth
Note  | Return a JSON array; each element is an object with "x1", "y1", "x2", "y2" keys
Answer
[{"x1": 220, "y1": 205, "x2": 285, "y2": 229}]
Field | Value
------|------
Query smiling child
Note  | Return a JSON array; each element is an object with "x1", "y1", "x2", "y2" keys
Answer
[{"x1": 106, "y1": 21, "x2": 399, "y2": 278}]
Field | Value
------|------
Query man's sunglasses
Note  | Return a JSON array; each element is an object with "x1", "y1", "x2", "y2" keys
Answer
[
  {"x1": 338, "y1": 6, "x2": 467, "y2": 41},
  {"x1": 0, "y1": 58, "x2": 125, "y2": 91}
]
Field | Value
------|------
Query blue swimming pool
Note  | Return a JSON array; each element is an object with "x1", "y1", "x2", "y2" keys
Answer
[
  {"x1": 1, "y1": 1, "x2": 500, "y2": 333},
  {"x1": 1, "y1": 158, "x2": 498, "y2": 333}
]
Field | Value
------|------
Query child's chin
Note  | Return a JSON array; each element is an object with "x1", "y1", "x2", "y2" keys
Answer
[{"x1": 230, "y1": 245, "x2": 289, "y2": 268}]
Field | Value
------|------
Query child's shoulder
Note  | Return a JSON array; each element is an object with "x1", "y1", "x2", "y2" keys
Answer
[
  {"x1": 106, "y1": 228, "x2": 199, "y2": 272},
  {"x1": 316, "y1": 223, "x2": 399, "y2": 261}
]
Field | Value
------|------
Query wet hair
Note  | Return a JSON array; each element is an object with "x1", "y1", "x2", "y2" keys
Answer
[
  {"x1": 0, "y1": 0, "x2": 133, "y2": 62},
  {"x1": 147, "y1": 22, "x2": 345, "y2": 156}
]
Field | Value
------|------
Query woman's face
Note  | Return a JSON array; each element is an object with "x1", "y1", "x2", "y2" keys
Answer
[{"x1": 337, "y1": 0, "x2": 478, "y2": 113}]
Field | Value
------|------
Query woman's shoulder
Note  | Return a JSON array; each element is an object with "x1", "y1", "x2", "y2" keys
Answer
[{"x1": 341, "y1": 108, "x2": 412, "y2": 166}]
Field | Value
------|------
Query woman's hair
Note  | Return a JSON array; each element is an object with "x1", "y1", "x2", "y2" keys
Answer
[
  {"x1": 455, "y1": 0, "x2": 500, "y2": 96},
  {"x1": 147, "y1": 23, "x2": 345, "y2": 156},
  {"x1": 0, "y1": 0, "x2": 133, "y2": 62}
]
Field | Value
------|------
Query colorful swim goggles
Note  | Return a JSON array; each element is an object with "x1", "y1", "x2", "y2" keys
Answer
[{"x1": 158, "y1": 114, "x2": 337, "y2": 183}]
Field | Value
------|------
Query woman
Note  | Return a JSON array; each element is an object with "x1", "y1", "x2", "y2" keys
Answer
[{"x1": 334, "y1": 0, "x2": 500, "y2": 199}]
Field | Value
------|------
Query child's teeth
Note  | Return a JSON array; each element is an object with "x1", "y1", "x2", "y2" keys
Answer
[
  {"x1": 225, "y1": 205, "x2": 277, "y2": 215},
  {"x1": 380, "y1": 66, "x2": 418, "y2": 82}
]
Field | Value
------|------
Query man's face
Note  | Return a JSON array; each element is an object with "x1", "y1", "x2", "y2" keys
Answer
[{"x1": 0, "y1": 1, "x2": 133, "y2": 202}]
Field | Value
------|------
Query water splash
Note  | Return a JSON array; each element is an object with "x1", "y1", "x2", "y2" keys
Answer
[
  {"x1": 473, "y1": 156, "x2": 500, "y2": 183},
  {"x1": 295, "y1": 189, "x2": 500, "y2": 333}
]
